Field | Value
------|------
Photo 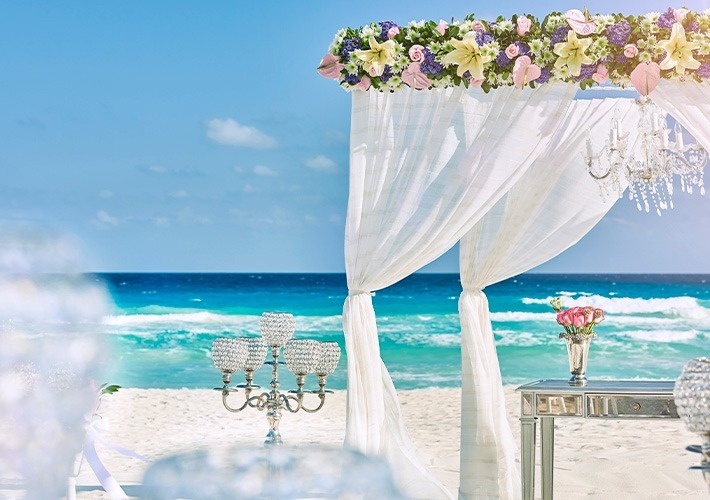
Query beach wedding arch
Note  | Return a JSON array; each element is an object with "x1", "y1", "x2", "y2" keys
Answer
[
  {"x1": 318, "y1": 7, "x2": 710, "y2": 95},
  {"x1": 318, "y1": 6, "x2": 709, "y2": 500}
]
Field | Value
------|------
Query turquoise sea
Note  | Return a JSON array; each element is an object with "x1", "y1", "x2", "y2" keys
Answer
[{"x1": 96, "y1": 273, "x2": 709, "y2": 390}]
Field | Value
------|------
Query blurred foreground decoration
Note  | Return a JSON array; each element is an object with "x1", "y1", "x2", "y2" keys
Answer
[
  {"x1": 142, "y1": 445, "x2": 406, "y2": 499},
  {"x1": 0, "y1": 225, "x2": 112, "y2": 499},
  {"x1": 674, "y1": 357, "x2": 710, "y2": 491}
]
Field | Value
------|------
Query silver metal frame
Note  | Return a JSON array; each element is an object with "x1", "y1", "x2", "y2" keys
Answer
[{"x1": 516, "y1": 379, "x2": 678, "y2": 500}]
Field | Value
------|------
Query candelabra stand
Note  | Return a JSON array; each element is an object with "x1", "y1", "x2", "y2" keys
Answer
[
  {"x1": 674, "y1": 357, "x2": 710, "y2": 491},
  {"x1": 585, "y1": 96, "x2": 706, "y2": 215},
  {"x1": 212, "y1": 312, "x2": 341, "y2": 446}
]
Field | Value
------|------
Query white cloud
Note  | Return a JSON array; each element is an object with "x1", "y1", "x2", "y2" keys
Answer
[
  {"x1": 93, "y1": 210, "x2": 120, "y2": 228},
  {"x1": 253, "y1": 165, "x2": 278, "y2": 177},
  {"x1": 169, "y1": 190, "x2": 189, "y2": 199},
  {"x1": 98, "y1": 189, "x2": 114, "y2": 199},
  {"x1": 233, "y1": 165, "x2": 246, "y2": 174},
  {"x1": 244, "y1": 184, "x2": 259, "y2": 193},
  {"x1": 305, "y1": 154, "x2": 338, "y2": 173},
  {"x1": 148, "y1": 165, "x2": 169, "y2": 174},
  {"x1": 206, "y1": 118, "x2": 277, "y2": 149},
  {"x1": 151, "y1": 217, "x2": 170, "y2": 227}
]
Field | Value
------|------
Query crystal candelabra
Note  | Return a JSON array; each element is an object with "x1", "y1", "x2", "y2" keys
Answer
[
  {"x1": 674, "y1": 357, "x2": 710, "y2": 491},
  {"x1": 211, "y1": 312, "x2": 341, "y2": 446},
  {"x1": 585, "y1": 96, "x2": 706, "y2": 215}
]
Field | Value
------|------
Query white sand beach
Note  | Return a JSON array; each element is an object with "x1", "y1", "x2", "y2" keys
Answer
[{"x1": 69, "y1": 387, "x2": 708, "y2": 499}]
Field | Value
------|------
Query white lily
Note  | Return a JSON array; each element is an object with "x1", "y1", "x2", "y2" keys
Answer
[
  {"x1": 553, "y1": 30, "x2": 594, "y2": 77},
  {"x1": 353, "y1": 37, "x2": 397, "y2": 77},
  {"x1": 657, "y1": 22, "x2": 701, "y2": 75},
  {"x1": 441, "y1": 32, "x2": 492, "y2": 80}
]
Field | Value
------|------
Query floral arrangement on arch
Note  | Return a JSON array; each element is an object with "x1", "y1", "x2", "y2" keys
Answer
[
  {"x1": 550, "y1": 297, "x2": 605, "y2": 337},
  {"x1": 318, "y1": 7, "x2": 710, "y2": 95}
]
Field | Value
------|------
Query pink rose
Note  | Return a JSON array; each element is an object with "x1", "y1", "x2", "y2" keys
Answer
[
  {"x1": 409, "y1": 44, "x2": 426, "y2": 62},
  {"x1": 387, "y1": 27, "x2": 400, "y2": 39},
  {"x1": 592, "y1": 63, "x2": 609, "y2": 84},
  {"x1": 472, "y1": 20, "x2": 486, "y2": 32},
  {"x1": 572, "y1": 308, "x2": 585, "y2": 328},
  {"x1": 355, "y1": 75, "x2": 371, "y2": 91},
  {"x1": 317, "y1": 54, "x2": 344, "y2": 79},
  {"x1": 593, "y1": 308, "x2": 605, "y2": 324},
  {"x1": 516, "y1": 16, "x2": 532, "y2": 36},
  {"x1": 505, "y1": 43, "x2": 520, "y2": 59},
  {"x1": 557, "y1": 310, "x2": 571, "y2": 326},
  {"x1": 623, "y1": 44, "x2": 638, "y2": 58},
  {"x1": 436, "y1": 20, "x2": 449, "y2": 36},
  {"x1": 469, "y1": 77, "x2": 484, "y2": 87},
  {"x1": 402, "y1": 62, "x2": 432, "y2": 90},
  {"x1": 584, "y1": 307, "x2": 595, "y2": 326}
]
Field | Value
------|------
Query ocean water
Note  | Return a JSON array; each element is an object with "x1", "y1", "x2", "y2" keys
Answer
[{"x1": 95, "y1": 273, "x2": 709, "y2": 391}]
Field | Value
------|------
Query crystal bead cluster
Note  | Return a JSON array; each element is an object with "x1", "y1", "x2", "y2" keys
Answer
[
  {"x1": 259, "y1": 312, "x2": 296, "y2": 347},
  {"x1": 315, "y1": 342, "x2": 341, "y2": 376},
  {"x1": 284, "y1": 339, "x2": 320, "y2": 375},
  {"x1": 211, "y1": 338, "x2": 248, "y2": 374},
  {"x1": 674, "y1": 357, "x2": 710, "y2": 435}
]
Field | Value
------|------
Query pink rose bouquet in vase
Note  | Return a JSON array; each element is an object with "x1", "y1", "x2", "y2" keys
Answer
[{"x1": 550, "y1": 297, "x2": 604, "y2": 386}]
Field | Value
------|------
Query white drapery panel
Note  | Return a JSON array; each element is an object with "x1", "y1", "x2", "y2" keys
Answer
[
  {"x1": 457, "y1": 97, "x2": 639, "y2": 499},
  {"x1": 650, "y1": 80, "x2": 710, "y2": 151},
  {"x1": 344, "y1": 84, "x2": 577, "y2": 499}
]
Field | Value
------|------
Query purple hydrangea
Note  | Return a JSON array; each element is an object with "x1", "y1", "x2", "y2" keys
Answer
[
  {"x1": 687, "y1": 20, "x2": 700, "y2": 33},
  {"x1": 495, "y1": 50, "x2": 512, "y2": 67},
  {"x1": 340, "y1": 37, "x2": 362, "y2": 61},
  {"x1": 551, "y1": 26, "x2": 570, "y2": 45},
  {"x1": 514, "y1": 41, "x2": 530, "y2": 56},
  {"x1": 378, "y1": 21, "x2": 399, "y2": 41},
  {"x1": 615, "y1": 54, "x2": 628, "y2": 64},
  {"x1": 344, "y1": 73, "x2": 361, "y2": 85},
  {"x1": 420, "y1": 49, "x2": 443, "y2": 75},
  {"x1": 575, "y1": 64, "x2": 597, "y2": 82},
  {"x1": 380, "y1": 65, "x2": 393, "y2": 82},
  {"x1": 475, "y1": 32, "x2": 494, "y2": 46},
  {"x1": 657, "y1": 8, "x2": 676, "y2": 29},
  {"x1": 537, "y1": 68, "x2": 552, "y2": 84},
  {"x1": 606, "y1": 20, "x2": 631, "y2": 47},
  {"x1": 698, "y1": 62, "x2": 710, "y2": 79}
]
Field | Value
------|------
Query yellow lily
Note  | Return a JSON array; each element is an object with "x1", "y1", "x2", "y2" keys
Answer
[
  {"x1": 441, "y1": 32, "x2": 491, "y2": 80},
  {"x1": 658, "y1": 22, "x2": 701, "y2": 75},
  {"x1": 553, "y1": 30, "x2": 593, "y2": 77},
  {"x1": 353, "y1": 37, "x2": 396, "y2": 77}
]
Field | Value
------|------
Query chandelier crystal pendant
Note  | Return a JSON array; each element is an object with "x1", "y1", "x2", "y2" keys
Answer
[{"x1": 585, "y1": 96, "x2": 706, "y2": 216}]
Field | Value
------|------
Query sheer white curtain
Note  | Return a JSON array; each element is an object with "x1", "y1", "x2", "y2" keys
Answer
[
  {"x1": 457, "y1": 97, "x2": 639, "y2": 499},
  {"x1": 344, "y1": 83, "x2": 577, "y2": 499},
  {"x1": 650, "y1": 80, "x2": 710, "y2": 150}
]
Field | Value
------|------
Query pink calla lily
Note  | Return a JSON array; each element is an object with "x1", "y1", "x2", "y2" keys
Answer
[
  {"x1": 512, "y1": 56, "x2": 541, "y2": 89},
  {"x1": 630, "y1": 62, "x2": 661, "y2": 96}
]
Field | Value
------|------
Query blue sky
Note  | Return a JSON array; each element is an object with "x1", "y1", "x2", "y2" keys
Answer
[{"x1": 1, "y1": 1, "x2": 708, "y2": 273}]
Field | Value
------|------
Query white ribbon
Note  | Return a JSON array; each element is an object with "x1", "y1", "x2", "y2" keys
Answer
[{"x1": 68, "y1": 415, "x2": 149, "y2": 500}]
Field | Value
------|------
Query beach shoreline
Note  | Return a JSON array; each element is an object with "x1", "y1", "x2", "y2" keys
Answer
[{"x1": 70, "y1": 387, "x2": 707, "y2": 499}]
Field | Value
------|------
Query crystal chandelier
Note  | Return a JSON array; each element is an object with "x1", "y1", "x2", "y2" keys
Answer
[{"x1": 585, "y1": 96, "x2": 706, "y2": 215}]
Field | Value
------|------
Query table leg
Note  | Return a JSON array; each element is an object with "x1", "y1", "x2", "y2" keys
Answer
[
  {"x1": 540, "y1": 417, "x2": 554, "y2": 500},
  {"x1": 520, "y1": 416, "x2": 536, "y2": 500}
]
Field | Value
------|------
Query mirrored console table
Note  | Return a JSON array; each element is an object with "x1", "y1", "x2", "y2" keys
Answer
[{"x1": 516, "y1": 379, "x2": 678, "y2": 500}]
